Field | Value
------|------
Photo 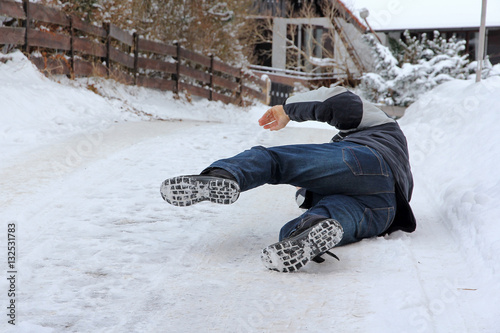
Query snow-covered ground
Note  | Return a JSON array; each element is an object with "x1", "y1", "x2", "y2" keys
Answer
[{"x1": 1, "y1": 51, "x2": 499, "y2": 332}]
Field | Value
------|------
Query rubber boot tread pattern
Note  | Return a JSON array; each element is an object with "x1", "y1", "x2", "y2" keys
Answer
[
  {"x1": 261, "y1": 219, "x2": 343, "y2": 273},
  {"x1": 161, "y1": 176, "x2": 240, "y2": 206}
]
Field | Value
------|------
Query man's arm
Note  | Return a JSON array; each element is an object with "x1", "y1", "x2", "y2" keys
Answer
[{"x1": 283, "y1": 86, "x2": 394, "y2": 131}]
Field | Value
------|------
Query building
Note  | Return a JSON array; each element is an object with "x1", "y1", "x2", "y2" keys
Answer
[
  {"x1": 251, "y1": 0, "x2": 373, "y2": 87},
  {"x1": 351, "y1": 0, "x2": 500, "y2": 65},
  {"x1": 377, "y1": 27, "x2": 500, "y2": 66}
]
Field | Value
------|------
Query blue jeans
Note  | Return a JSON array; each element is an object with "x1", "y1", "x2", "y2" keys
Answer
[{"x1": 208, "y1": 142, "x2": 396, "y2": 246}]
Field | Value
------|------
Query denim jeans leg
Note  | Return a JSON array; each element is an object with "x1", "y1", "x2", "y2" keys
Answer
[
  {"x1": 208, "y1": 142, "x2": 393, "y2": 196},
  {"x1": 280, "y1": 192, "x2": 397, "y2": 246},
  {"x1": 279, "y1": 195, "x2": 364, "y2": 245},
  {"x1": 208, "y1": 142, "x2": 397, "y2": 245}
]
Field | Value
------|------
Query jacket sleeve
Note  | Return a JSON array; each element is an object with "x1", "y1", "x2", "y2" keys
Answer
[{"x1": 283, "y1": 86, "x2": 394, "y2": 131}]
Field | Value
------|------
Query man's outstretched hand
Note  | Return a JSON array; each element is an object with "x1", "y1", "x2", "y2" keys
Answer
[{"x1": 258, "y1": 105, "x2": 290, "y2": 131}]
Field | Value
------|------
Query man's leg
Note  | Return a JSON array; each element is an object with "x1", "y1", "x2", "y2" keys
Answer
[
  {"x1": 161, "y1": 142, "x2": 394, "y2": 207},
  {"x1": 280, "y1": 192, "x2": 397, "y2": 246},
  {"x1": 207, "y1": 142, "x2": 393, "y2": 196},
  {"x1": 262, "y1": 192, "x2": 396, "y2": 272}
]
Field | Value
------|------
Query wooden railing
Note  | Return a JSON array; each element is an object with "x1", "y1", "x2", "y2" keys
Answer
[{"x1": 0, "y1": 0, "x2": 270, "y2": 106}]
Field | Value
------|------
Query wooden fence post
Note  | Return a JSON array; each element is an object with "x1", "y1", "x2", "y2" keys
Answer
[
  {"x1": 133, "y1": 32, "x2": 139, "y2": 85},
  {"x1": 238, "y1": 69, "x2": 243, "y2": 106},
  {"x1": 69, "y1": 15, "x2": 75, "y2": 78},
  {"x1": 22, "y1": 0, "x2": 30, "y2": 54},
  {"x1": 265, "y1": 75, "x2": 272, "y2": 106},
  {"x1": 209, "y1": 54, "x2": 214, "y2": 101},
  {"x1": 174, "y1": 42, "x2": 181, "y2": 95},
  {"x1": 104, "y1": 22, "x2": 111, "y2": 77}
]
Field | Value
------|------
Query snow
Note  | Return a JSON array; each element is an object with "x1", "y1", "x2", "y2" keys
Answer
[
  {"x1": 346, "y1": 0, "x2": 500, "y2": 31},
  {"x1": 400, "y1": 77, "x2": 500, "y2": 276},
  {"x1": 1, "y1": 51, "x2": 500, "y2": 332}
]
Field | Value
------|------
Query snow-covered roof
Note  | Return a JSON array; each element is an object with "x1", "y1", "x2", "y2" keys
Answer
[
  {"x1": 346, "y1": 0, "x2": 500, "y2": 31},
  {"x1": 334, "y1": 0, "x2": 367, "y2": 32}
]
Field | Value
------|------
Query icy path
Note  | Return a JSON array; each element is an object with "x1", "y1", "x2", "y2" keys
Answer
[{"x1": 2, "y1": 120, "x2": 498, "y2": 333}]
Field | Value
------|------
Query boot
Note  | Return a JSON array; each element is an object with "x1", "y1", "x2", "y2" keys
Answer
[
  {"x1": 261, "y1": 218, "x2": 343, "y2": 273},
  {"x1": 160, "y1": 168, "x2": 239, "y2": 207}
]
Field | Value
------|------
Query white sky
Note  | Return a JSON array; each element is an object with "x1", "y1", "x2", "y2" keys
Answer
[{"x1": 345, "y1": 0, "x2": 500, "y2": 30}]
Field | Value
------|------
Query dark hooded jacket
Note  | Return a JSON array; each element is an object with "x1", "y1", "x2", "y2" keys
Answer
[{"x1": 283, "y1": 86, "x2": 416, "y2": 234}]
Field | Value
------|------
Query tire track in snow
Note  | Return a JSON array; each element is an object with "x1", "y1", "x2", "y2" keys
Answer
[{"x1": 403, "y1": 182, "x2": 496, "y2": 332}]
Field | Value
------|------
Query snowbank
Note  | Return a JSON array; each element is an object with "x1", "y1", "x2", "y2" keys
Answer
[
  {"x1": 1, "y1": 51, "x2": 269, "y2": 152},
  {"x1": 400, "y1": 75, "x2": 500, "y2": 276},
  {"x1": 0, "y1": 51, "x2": 137, "y2": 163}
]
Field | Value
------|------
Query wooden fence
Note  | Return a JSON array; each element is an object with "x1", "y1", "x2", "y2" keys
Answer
[{"x1": 0, "y1": 0, "x2": 270, "y2": 105}]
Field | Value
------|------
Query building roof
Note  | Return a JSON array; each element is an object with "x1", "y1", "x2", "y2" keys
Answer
[
  {"x1": 334, "y1": 0, "x2": 367, "y2": 32},
  {"x1": 346, "y1": 0, "x2": 500, "y2": 31}
]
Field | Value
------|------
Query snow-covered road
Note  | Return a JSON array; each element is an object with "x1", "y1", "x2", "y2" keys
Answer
[{"x1": 1, "y1": 120, "x2": 496, "y2": 332}]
